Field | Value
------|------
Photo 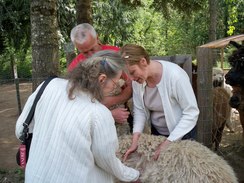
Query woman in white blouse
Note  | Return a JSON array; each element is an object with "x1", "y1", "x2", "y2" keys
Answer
[
  {"x1": 120, "y1": 44, "x2": 199, "y2": 161},
  {"x1": 16, "y1": 50, "x2": 140, "y2": 183}
]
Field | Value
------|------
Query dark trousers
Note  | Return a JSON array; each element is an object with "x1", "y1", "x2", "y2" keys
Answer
[
  {"x1": 127, "y1": 112, "x2": 133, "y2": 133},
  {"x1": 125, "y1": 102, "x2": 133, "y2": 134},
  {"x1": 151, "y1": 125, "x2": 196, "y2": 140}
]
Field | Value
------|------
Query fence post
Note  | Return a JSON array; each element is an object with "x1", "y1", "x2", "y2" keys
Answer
[
  {"x1": 196, "y1": 46, "x2": 213, "y2": 148},
  {"x1": 13, "y1": 59, "x2": 22, "y2": 115}
]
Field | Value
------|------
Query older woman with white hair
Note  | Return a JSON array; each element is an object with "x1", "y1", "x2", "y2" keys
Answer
[{"x1": 16, "y1": 51, "x2": 140, "y2": 183}]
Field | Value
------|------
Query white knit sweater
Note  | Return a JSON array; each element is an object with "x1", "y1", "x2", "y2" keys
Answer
[
  {"x1": 16, "y1": 78, "x2": 139, "y2": 183},
  {"x1": 132, "y1": 61, "x2": 199, "y2": 141}
]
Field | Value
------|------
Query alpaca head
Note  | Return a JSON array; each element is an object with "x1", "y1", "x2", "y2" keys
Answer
[
  {"x1": 225, "y1": 41, "x2": 244, "y2": 87},
  {"x1": 213, "y1": 67, "x2": 224, "y2": 87},
  {"x1": 225, "y1": 41, "x2": 244, "y2": 110}
]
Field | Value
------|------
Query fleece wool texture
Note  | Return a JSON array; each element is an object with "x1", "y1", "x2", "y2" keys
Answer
[
  {"x1": 212, "y1": 87, "x2": 231, "y2": 150},
  {"x1": 116, "y1": 134, "x2": 238, "y2": 183}
]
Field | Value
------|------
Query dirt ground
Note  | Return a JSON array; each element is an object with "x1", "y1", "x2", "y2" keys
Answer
[
  {"x1": 0, "y1": 82, "x2": 244, "y2": 182},
  {"x1": 0, "y1": 83, "x2": 32, "y2": 169}
]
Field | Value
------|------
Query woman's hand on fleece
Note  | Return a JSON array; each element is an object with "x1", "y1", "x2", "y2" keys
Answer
[
  {"x1": 153, "y1": 139, "x2": 171, "y2": 160},
  {"x1": 123, "y1": 143, "x2": 138, "y2": 162}
]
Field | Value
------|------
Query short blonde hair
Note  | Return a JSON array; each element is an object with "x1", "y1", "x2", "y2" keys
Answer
[
  {"x1": 70, "y1": 23, "x2": 97, "y2": 45},
  {"x1": 120, "y1": 44, "x2": 150, "y2": 65}
]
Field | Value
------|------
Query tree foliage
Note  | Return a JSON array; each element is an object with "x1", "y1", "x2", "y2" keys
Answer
[
  {"x1": 92, "y1": 0, "x2": 137, "y2": 47},
  {"x1": 0, "y1": 0, "x2": 243, "y2": 80},
  {"x1": 0, "y1": 0, "x2": 31, "y2": 80},
  {"x1": 57, "y1": 0, "x2": 76, "y2": 43},
  {"x1": 0, "y1": 0, "x2": 31, "y2": 53},
  {"x1": 225, "y1": 0, "x2": 243, "y2": 35},
  {"x1": 152, "y1": 0, "x2": 205, "y2": 18}
]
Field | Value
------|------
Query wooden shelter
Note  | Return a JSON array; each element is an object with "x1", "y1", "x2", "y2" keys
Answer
[{"x1": 196, "y1": 34, "x2": 244, "y2": 147}]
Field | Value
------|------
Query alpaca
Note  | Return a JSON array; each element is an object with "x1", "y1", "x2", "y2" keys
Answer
[
  {"x1": 212, "y1": 67, "x2": 233, "y2": 96},
  {"x1": 225, "y1": 41, "x2": 244, "y2": 136},
  {"x1": 212, "y1": 87, "x2": 231, "y2": 150},
  {"x1": 212, "y1": 67, "x2": 225, "y2": 87},
  {"x1": 212, "y1": 67, "x2": 234, "y2": 132},
  {"x1": 116, "y1": 134, "x2": 238, "y2": 183}
]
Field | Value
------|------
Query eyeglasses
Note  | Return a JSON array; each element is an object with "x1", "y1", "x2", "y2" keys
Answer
[{"x1": 110, "y1": 78, "x2": 120, "y2": 90}]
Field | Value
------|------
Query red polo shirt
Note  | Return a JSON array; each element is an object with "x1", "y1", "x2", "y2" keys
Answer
[{"x1": 68, "y1": 45, "x2": 120, "y2": 71}]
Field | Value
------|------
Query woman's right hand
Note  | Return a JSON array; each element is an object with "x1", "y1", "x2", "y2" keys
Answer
[
  {"x1": 123, "y1": 142, "x2": 138, "y2": 162},
  {"x1": 123, "y1": 132, "x2": 141, "y2": 162}
]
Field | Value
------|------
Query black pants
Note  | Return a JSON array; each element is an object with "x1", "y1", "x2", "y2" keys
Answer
[
  {"x1": 125, "y1": 102, "x2": 133, "y2": 134},
  {"x1": 151, "y1": 125, "x2": 196, "y2": 140},
  {"x1": 127, "y1": 112, "x2": 133, "y2": 133}
]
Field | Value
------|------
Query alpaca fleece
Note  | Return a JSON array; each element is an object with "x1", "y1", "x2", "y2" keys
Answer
[
  {"x1": 212, "y1": 87, "x2": 231, "y2": 150},
  {"x1": 212, "y1": 67, "x2": 234, "y2": 133},
  {"x1": 116, "y1": 134, "x2": 238, "y2": 183}
]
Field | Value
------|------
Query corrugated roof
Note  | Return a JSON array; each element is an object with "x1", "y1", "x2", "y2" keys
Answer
[{"x1": 199, "y1": 34, "x2": 244, "y2": 48}]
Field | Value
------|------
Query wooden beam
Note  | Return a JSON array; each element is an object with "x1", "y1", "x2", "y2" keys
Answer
[
  {"x1": 221, "y1": 47, "x2": 224, "y2": 69},
  {"x1": 196, "y1": 47, "x2": 213, "y2": 148},
  {"x1": 200, "y1": 34, "x2": 244, "y2": 48}
]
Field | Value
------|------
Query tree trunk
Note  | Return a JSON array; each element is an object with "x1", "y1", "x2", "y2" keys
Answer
[
  {"x1": 208, "y1": 0, "x2": 217, "y2": 66},
  {"x1": 209, "y1": 0, "x2": 217, "y2": 42},
  {"x1": 76, "y1": 0, "x2": 93, "y2": 24},
  {"x1": 30, "y1": 0, "x2": 59, "y2": 90}
]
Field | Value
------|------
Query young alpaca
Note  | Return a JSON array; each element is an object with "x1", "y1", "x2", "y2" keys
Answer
[
  {"x1": 212, "y1": 87, "x2": 231, "y2": 150},
  {"x1": 212, "y1": 67, "x2": 234, "y2": 133}
]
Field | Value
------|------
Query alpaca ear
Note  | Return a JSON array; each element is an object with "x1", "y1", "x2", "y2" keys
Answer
[{"x1": 229, "y1": 41, "x2": 241, "y2": 49}]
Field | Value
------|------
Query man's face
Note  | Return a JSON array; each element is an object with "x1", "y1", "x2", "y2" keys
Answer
[{"x1": 75, "y1": 34, "x2": 101, "y2": 58}]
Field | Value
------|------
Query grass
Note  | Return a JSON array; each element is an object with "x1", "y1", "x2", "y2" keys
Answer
[{"x1": 0, "y1": 168, "x2": 24, "y2": 183}]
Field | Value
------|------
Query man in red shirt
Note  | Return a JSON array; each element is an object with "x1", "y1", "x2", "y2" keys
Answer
[{"x1": 68, "y1": 23, "x2": 132, "y2": 127}]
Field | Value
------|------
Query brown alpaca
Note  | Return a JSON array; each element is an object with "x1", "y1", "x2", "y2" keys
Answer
[
  {"x1": 212, "y1": 67, "x2": 234, "y2": 132},
  {"x1": 212, "y1": 87, "x2": 231, "y2": 150}
]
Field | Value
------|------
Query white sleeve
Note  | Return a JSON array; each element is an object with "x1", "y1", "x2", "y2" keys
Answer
[
  {"x1": 168, "y1": 71, "x2": 199, "y2": 141},
  {"x1": 132, "y1": 81, "x2": 147, "y2": 133},
  {"x1": 91, "y1": 105, "x2": 139, "y2": 182}
]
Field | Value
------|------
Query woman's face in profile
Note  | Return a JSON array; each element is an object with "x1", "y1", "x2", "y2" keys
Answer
[{"x1": 126, "y1": 61, "x2": 147, "y2": 84}]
